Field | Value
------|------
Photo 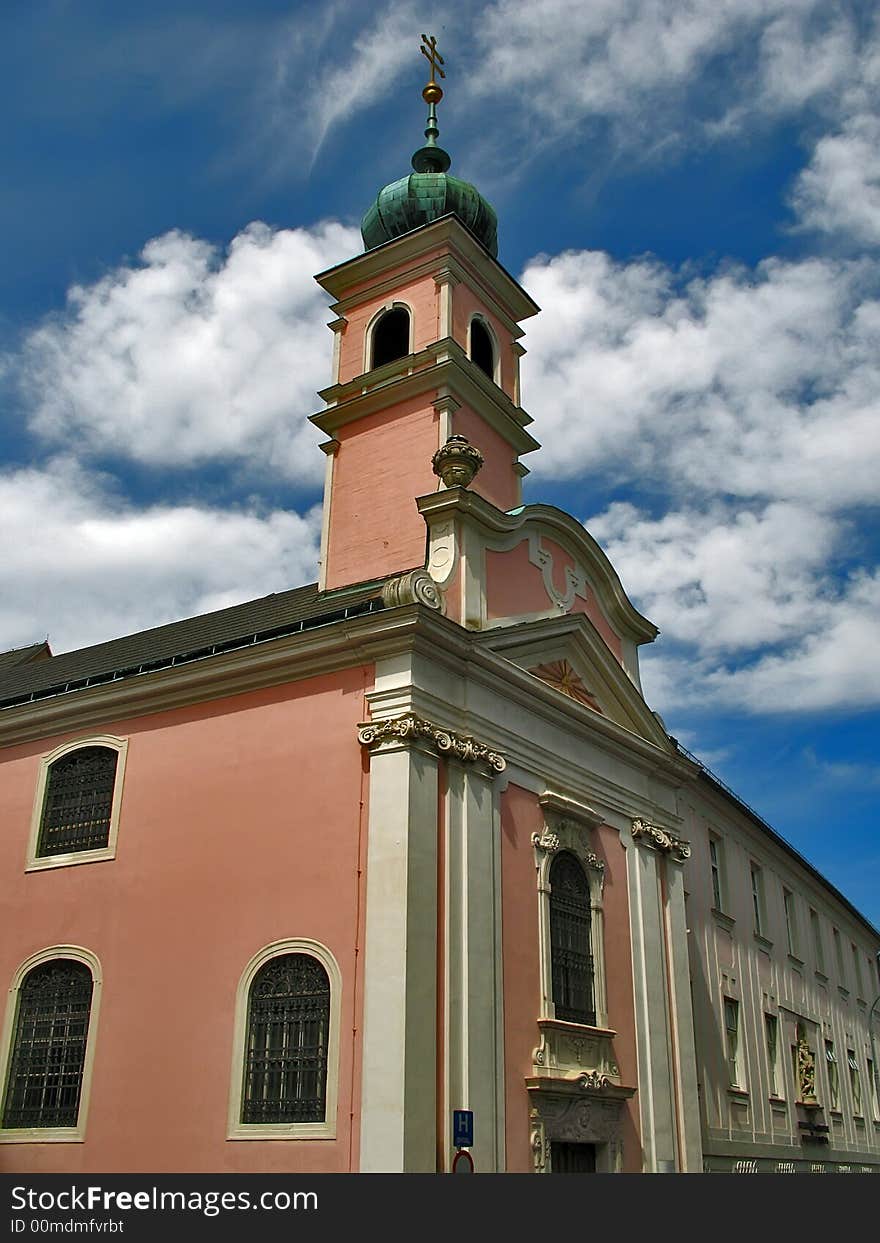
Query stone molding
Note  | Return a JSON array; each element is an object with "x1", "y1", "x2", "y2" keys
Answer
[
  {"x1": 631, "y1": 818, "x2": 691, "y2": 861},
  {"x1": 357, "y1": 713, "x2": 506, "y2": 773}
]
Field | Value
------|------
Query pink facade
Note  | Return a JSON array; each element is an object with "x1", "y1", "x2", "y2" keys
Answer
[
  {"x1": 324, "y1": 397, "x2": 438, "y2": 589},
  {"x1": 0, "y1": 667, "x2": 372, "y2": 1173}
]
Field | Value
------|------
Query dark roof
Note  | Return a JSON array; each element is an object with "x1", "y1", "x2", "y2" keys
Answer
[
  {"x1": 0, "y1": 580, "x2": 387, "y2": 710},
  {"x1": 0, "y1": 642, "x2": 51, "y2": 678}
]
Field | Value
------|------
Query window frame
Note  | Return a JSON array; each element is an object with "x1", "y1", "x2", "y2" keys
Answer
[
  {"x1": 0, "y1": 946, "x2": 102, "y2": 1144},
  {"x1": 364, "y1": 301, "x2": 414, "y2": 374},
  {"x1": 750, "y1": 864, "x2": 765, "y2": 938},
  {"x1": 467, "y1": 314, "x2": 500, "y2": 385},
  {"x1": 26, "y1": 736, "x2": 128, "y2": 872},
  {"x1": 709, "y1": 836, "x2": 724, "y2": 912},
  {"x1": 825, "y1": 1039, "x2": 840, "y2": 1110},
  {"x1": 847, "y1": 1049, "x2": 862, "y2": 1116},
  {"x1": 783, "y1": 887, "x2": 798, "y2": 958},
  {"x1": 227, "y1": 939, "x2": 341, "y2": 1141},
  {"x1": 810, "y1": 908, "x2": 825, "y2": 974},
  {"x1": 533, "y1": 796, "x2": 608, "y2": 1031},
  {"x1": 765, "y1": 1013, "x2": 781, "y2": 1098},
  {"x1": 724, "y1": 997, "x2": 742, "y2": 1089}
]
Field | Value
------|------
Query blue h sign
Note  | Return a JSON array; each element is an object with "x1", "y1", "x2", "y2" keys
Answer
[{"x1": 453, "y1": 1109, "x2": 474, "y2": 1148}]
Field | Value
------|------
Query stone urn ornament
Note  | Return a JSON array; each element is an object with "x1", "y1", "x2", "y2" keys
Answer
[{"x1": 432, "y1": 434, "x2": 484, "y2": 489}]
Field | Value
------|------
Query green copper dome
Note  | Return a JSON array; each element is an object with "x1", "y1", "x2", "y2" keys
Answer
[
  {"x1": 360, "y1": 84, "x2": 498, "y2": 257},
  {"x1": 361, "y1": 170, "x2": 498, "y2": 257}
]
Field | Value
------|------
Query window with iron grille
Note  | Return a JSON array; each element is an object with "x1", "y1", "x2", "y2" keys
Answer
[
  {"x1": 241, "y1": 954, "x2": 330, "y2": 1125},
  {"x1": 549, "y1": 852, "x2": 595, "y2": 1025},
  {"x1": 36, "y1": 747, "x2": 118, "y2": 857},
  {"x1": 2, "y1": 960, "x2": 93, "y2": 1129}
]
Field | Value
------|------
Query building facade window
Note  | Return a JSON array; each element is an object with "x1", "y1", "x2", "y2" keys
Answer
[
  {"x1": 750, "y1": 865, "x2": 765, "y2": 937},
  {"x1": 851, "y1": 945, "x2": 865, "y2": 999},
  {"x1": 227, "y1": 939, "x2": 341, "y2": 1140},
  {"x1": 709, "y1": 837, "x2": 723, "y2": 911},
  {"x1": 27, "y1": 736, "x2": 128, "y2": 871},
  {"x1": 468, "y1": 316, "x2": 496, "y2": 381},
  {"x1": 832, "y1": 927, "x2": 846, "y2": 984},
  {"x1": 765, "y1": 1013, "x2": 780, "y2": 1097},
  {"x1": 533, "y1": 798, "x2": 608, "y2": 1031},
  {"x1": 825, "y1": 1040, "x2": 839, "y2": 1110},
  {"x1": 848, "y1": 1050, "x2": 862, "y2": 1115},
  {"x1": 810, "y1": 909, "x2": 825, "y2": 973},
  {"x1": 724, "y1": 998, "x2": 742, "y2": 1088},
  {"x1": 0, "y1": 947, "x2": 102, "y2": 1143},
  {"x1": 548, "y1": 852, "x2": 595, "y2": 1025},
  {"x1": 783, "y1": 888, "x2": 798, "y2": 957},
  {"x1": 867, "y1": 1057, "x2": 878, "y2": 1121},
  {"x1": 369, "y1": 305, "x2": 411, "y2": 370}
]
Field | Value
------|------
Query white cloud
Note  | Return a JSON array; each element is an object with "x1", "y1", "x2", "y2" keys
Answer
[
  {"x1": 16, "y1": 222, "x2": 360, "y2": 483},
  {"x1": 521, "y1": 248, "x2": 880, "y2": 508},
  {"x1": 586, "y1": 500, "x2": 838, "y2": 653},
  {"x1": 470, "y1": 1, "x2": 869, "y2": 146},
  {"x1": 792, "y1": 113, "x2": 880, "y2": 246},
  {"x1": 0, "y1": 460, "x2": 320, "y2": 655}
]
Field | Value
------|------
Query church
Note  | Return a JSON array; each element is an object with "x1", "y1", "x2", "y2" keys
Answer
[{"x1": 1, "y1": 40, "x2": 878, "y2": 1175}]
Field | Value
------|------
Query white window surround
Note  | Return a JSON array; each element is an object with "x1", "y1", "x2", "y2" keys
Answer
[
  {"x1": 467, "y1": 313, "x2": 501, "y2": 386},
  {"x1": 25, "y1": 735, "x2": 129, "y2": 873},
  {"x1": 532, "y1": 792, "x2": 608, "y2": 1029},
  {"x1": 362, "y1": 300, "x2": 415, "y2": 375},
  {"x1": 227, "y1": 938, "x2": 342, "y2": 1141},
  {"x1": 0, "y1": 945, "x2": 103, "y2": 1144}
]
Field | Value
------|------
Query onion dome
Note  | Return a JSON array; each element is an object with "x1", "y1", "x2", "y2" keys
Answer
[{"x1": 361, "y1": 37, "x2": 499, "y2": 257}]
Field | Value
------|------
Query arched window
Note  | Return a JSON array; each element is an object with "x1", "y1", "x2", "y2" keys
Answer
[
  {"x1": 469, "y1": 317, "x2": 495, "y2": 380},
  {"x1": 370, "y1": 306, "x2": 410, "y2": 369},
  {"x1": 549, "y1": 852, "x2": 595, "y2": 1025},
  {"x1": 241, "y1": 953, "x2": 330, "y2": 1126},
  {"x1": 2, "y1": 959, "x2": 94, "y2": 1130},
  {"x1": 37, "y1": 746, "x2": 118, "y2": 858},
  {"x1": 27, "y1": 736, "x2": 128, "y2": 870}
]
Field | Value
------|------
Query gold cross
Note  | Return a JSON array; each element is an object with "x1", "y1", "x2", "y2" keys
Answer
[{"x1": 420, "y1": 33, "x2": 445, "y2": 84}]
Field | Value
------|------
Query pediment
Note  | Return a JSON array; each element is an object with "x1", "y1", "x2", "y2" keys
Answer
[{"x1": 479, "y1": 614, "x2": 672, "y2": 750}]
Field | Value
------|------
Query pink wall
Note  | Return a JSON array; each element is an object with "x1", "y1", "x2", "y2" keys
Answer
[
  {"x1": 451, "y1": 284, "x2": 516, "y2": 400},
  {"x1": 452, "y1": 406, "x2": 519, "y2": 512},
  {"x1": 337, "y1": 273, "x2": 439, "y2": 384},
  {"x1": 500, "y1": 786, "x2": 642, "y2": 1172},
  {"x1": 485, "y1": 538, "x2": 624, "y2": 662},
  {"x1": 325, "y1": 397, "x2": 439, "y2": 590},
  {"x1": 0, "y1": 666, "x2": 373, "y2": 1173},
  {"x1": 542, "y1": 539, "x2": 624, "y2": 661}
]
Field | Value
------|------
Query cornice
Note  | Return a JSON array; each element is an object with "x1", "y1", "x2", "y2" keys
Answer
[
  {"x1": 417, "y1": 490, "x2": 658, "y2": 646},
  {"x1": 311, "y1": 340, "x2": 540, "y2": 457},
  {"x1": 314, "y1": 214, "x2": 540, "y2": 324},
  {"x1": 0, "y1": 608, "x2": 419, "y2": 749}
]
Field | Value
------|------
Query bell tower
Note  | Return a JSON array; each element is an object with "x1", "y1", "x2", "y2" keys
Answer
[{"x1": 312, "y1": 43, "x2": 540, "y2": 592}]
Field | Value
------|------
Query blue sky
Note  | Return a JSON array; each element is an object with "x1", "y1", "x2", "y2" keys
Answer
[{"x1": 1, "y1": 1, "x2": 878, "y2": 925}]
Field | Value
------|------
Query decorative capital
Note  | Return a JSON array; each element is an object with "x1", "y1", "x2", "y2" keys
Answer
[
  {"x1": 432, "y1": 434, "x2": 484, "y2": 489},
  {"x1": 381, "y1": 569, "x2": 442, "y2": 611},
  {"x1": 631, "y1": 818, "x2": 691, "y2": 861},
  {"x1": 531, "y1": 829, "x2": 560, "y2": 854},
  {"x1": 579, "y1": 1070, "x2": 611, "y2": 1092},
  {"x1": 358, "y1": 713, "x2": 506, "y2": 774}
]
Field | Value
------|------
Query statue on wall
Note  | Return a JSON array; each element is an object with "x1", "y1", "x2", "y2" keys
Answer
[{"x1": 797, "y1": 1033, "x2": 817, "y2": 1103}]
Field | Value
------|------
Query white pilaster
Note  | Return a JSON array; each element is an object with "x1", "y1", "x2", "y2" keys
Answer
[
  {"x1": 359, "y1": 740, "x2": 439, "y2": 1172},
  {"x1": 444, "y1": 762, "x2": 504, "y2": 1171},
  {"x1": 627, "y1": 836, "x2": 678, "y2": 1171}
]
